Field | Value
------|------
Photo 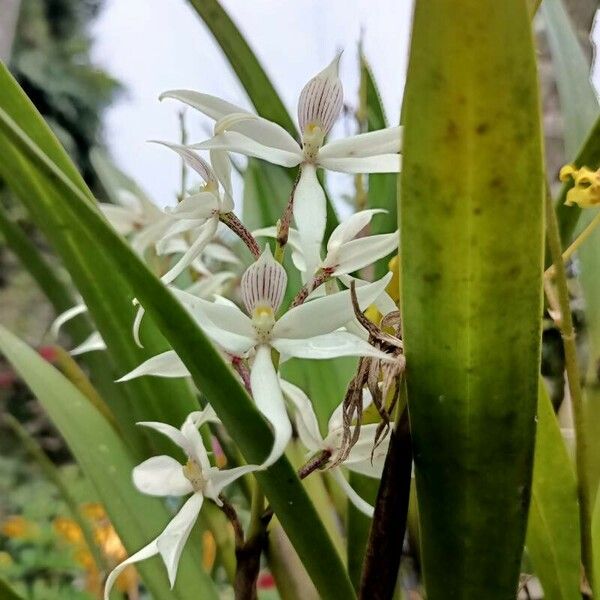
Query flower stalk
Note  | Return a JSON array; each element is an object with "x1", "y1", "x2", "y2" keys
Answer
[{"x1": 544, "y1": 186, "x2": 594, "y2": 590}]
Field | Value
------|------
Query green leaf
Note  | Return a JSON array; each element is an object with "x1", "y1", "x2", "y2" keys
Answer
[
  {"x1": 0, "y1": 80, "x2": 356, "y2": 600},
  {"x1": 544, "y1": 0, "x2": 600, "y2": 521},
  {"x1": 544, "y1": 0, "x2": 600, "y2": 247},
  {"x1": 0, "y1": 64, "x2": 200, "y2": 453},
  {"x1": 0, "y1": 324, "x2": 217, "y2": 600},
  {"x1": 186, "y1": 0, "x2": 339, "y2": 236},
  {"x1": 186, "y1": 0, "x2": 296, "y2": 136},
  {"x1": 526, "y1": 384, "x2": 580, "y2": 600},
  {"x1": 0, "y1": 577, "x2": 25, "y2": 600},
  {"x1": 0, "y1": 203, "x2": 134, "y2": 430},
  {"x1": 360, "y1": 54, "x2": 398, "y2": 279},
  {"x1": 400, "y1": 1, "x2": 544, "y2": 597}
]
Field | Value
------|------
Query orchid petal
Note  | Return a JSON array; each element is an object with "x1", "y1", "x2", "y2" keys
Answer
[
  {"x1": 280, "y1": 379, "x2": 323, "y2": 450},
  {"x1": 215, "y1": 112, "x2": 301, "y2": 154},
  {"x1": 132, "y1": 456, "x2": 193, "y2": 497},
  {"x1": 250, "y1": 345, "x2": 292, "y2": 467},
  {"x1": 50, "y1": 304, "x2": 87, "y2": 338},
  {"x1": 130, "y1": 218, "x2": 173, "y2": 256},
  {"x1": 192, "y1": 132, "x2": 302, "y2": 168},
  {"x1": 319, "y1": 126, "x2": 403, "y2": 159},
  {"x1": 159, "y1": 90, "x2": 248, "y2": 121},
  {"x1": 272, "y1": 331, "x2": 390, "y2": 361},
  {"x1": 319, "y1": 153, "x2": 402, "y2": 174},
  {"x1": 185, "y1": 272, "x2": 235, "y2": 299},
  {"x1": 273, "y1": 273, "x2": 392, "y2": 339},
  {"x1": 241, "y1": 246, "x2": 287, "y2": 314},
  {"x1": 181, "y1": 414, "x2": 211, "y2": 471},
  {"x1": 293, "y1": 164, "x2": 326, "y2": 278},
  {"x1": 156, "y1": 219, "x2": 207, "y2": 255},
  {"x1": 157, "y1": 493, "x2": 204, "y2": 587},
  {"x1": 136, "y1": 421, "x2": 190, "y2": 455},
  {"x1": 331, "y1": 469, "x2": 374, "y2": 517},
  {"x1": 170, "y1": 288, "x2": 255, "y2": 343},
  {"x1": 167, "y1": 192, "x2": 218, "y2": 220},
  {"x1": 209, "y1": 149, "x2": 234, "y2": 211},
  {"x1": 298, "y1": 53, "x2": 343, "y2": 135},
  {"x1": 338, "y1": 274, "x2": 398, "y2": 316},
  {"x1": 209, "y1": 463, "x2": 262, "y2": 498},
  {"x1": 203, "y1": 242, "x2": 240, "y2": 265},
  {"x1": 161, "y1": 217, "x2": 219, "y2": 285},
  {"x1": 327, "y1": 209, "x2": 386, "y2": 248},
  {"x1": 151, "y1": 141, "x2": 217, "y2": 185},
  {"x1": 254, "y1": 226, "x2": 305, "y2": 273},
  {"x1": 328, "y1": 232, "x2": 399, "y2": 275},
  {"x1": 189, "y1": 404, "x2": 221, "y2": 428},
  {"x1": 71, "y1": 332, "x2": 106, "y2": 356},
  {"x1": 117, "y1": 351, "x2": 190, "y2": 381},
  {"x1": 104, "y1": 540, "x2": 158, "y2": 600},
  {"x1": 99, "y1": 204, "x2": 140, "y2": 235},
  {"x1": 132, "y1": 302, "x2": 145, "y2": 348}
]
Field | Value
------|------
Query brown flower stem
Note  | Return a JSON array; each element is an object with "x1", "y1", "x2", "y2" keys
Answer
[
  {"x1": 291, "y1": 270, "x2": 331, "y2": 307},
  {"x1": 218, "y1": 492, "x2": 271, "y2": 600},
  {"x1": 358, "y1": 402, "x2": 412, "y2": 600},
  {"x1": 274, "y1": 172, "x2": 301, "y2": 264},
  {"x1": 545, "y1": 186, "x2": 594, "y2": 590},
  {"x1": 220, "y1": 212, "x2": 261, "y2": 259},
  {"x1": 298, "y1": 449, "x2": 332, "y2": 479}
]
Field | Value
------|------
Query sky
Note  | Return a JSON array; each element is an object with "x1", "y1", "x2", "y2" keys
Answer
[
  {"x1": 91, "y1": 2, "x2": 600, "y2": 210},
  {"x1": 91, "y1": 0, "x2": 414, "y2": 207}
]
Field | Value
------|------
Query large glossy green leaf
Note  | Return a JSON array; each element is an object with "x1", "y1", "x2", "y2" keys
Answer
[
  {"x1": 0, "y1": 324, "x2": 217, "y2": 600},
  {"x1": 526, "y1": 384, "x2": 580, "y2": 600},
  {"x1": 0, "y1": 86, "x2": 355, "y2": 600},
  {"x1": 400, "y1": 1, "x2": 544, "y2": 597},
  {"x1": 0, "y1": 64, "x2": 199, "y2": 452}
]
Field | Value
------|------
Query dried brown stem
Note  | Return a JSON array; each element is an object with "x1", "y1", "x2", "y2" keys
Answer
[
  {"x1": 359, "y1": 408, "x2": 412, "y2": 600},
  {"x1": 220, "y1": 212, "x2": 261, "y2": 259}
]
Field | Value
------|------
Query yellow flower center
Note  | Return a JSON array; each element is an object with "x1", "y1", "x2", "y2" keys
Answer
[
  {"x1": 302, "y1": 122, "x2": 325, "y2": 161},
  {"x1": 182, "y1": 459, "x2": 206, "y2": 493},
  {"x1": 251, "y1": 305, "x2": 275, "y2": 342}
]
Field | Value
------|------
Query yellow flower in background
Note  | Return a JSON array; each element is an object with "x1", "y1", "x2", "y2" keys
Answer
[
  {"x1": 560, "y1": 164, "x2": 600, "y2": 207},
  {"x1": 0, "y1": 551, "x2": 13, "y2": 568},
  {"x1": 1, "y1": 515, "x2": 38, "y2": 540},
  {"x1": 202, "y1": 531, "x2": 216, "y2": 572},
  {"x1": 53, "y1": 504, "x2": 139, "y2": 597}
]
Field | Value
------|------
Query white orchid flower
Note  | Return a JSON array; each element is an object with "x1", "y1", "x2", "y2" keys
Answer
[
  {"x1": 152, "y1": 142, "x2": 234, "y2": 284},
  {"x1": 160, "y1": 54, "x2": 402, "y2": 277},
  {"x1": 98, "y1": 189, "x2": 174, "y2": 258},
  {"x1": 255, "y1": 209, "x2": 398, "y2": 281},
  {"x1": 280, "y1": 379, "x2": 389, "y2": 517},
  {"x1": 50, "y1": 303, "x2": 107, "y2": 355},
  {"x1": 104, "y1": 406, "x2": 259, "y2": 598},
  {"x1": 121, "y1": 247, "x2": 392, "y2": 467}
]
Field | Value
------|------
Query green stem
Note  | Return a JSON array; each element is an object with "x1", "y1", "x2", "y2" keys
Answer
[{"x1": 545, "y1": 188, "x2": 594, "y2": 589}]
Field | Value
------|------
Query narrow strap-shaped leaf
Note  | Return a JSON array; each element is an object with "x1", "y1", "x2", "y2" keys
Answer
[
  {"x1": 186, "y1": 0, "x2": 297, "y2": 137},
  {"x1": 0, "y1": 98, "x2": 356, "y2": 600},
  {"x1": 0, "y1": 325, "x2": 217, "y2": 600},
  {"x1": 400, "y1": 1, "x2": 544, "y2": 597},
  {"x1": 526, "y1": 383, "x2": 580, "y2": 600},
  {"x1": 0, "y1": 64, "x2": 200, "y2": 450},
  {"x1": 0, "y1": 577, "x2": 24, "y2": 600},
  {"x1": 361, "y1": 55, "x2": 398, "y2": 279}
]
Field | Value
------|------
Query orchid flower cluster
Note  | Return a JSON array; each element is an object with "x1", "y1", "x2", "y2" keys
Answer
[{"x1": 52, "y1": 55, "x2": 404, "y2": 596}]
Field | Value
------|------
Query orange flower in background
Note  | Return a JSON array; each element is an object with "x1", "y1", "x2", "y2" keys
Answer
[
  {"x1": 53, "y1": 504, "x2": 139, "y2": 598},
  {"x1": 1, "y1": 515, "x2": 39, "y2": 540}
]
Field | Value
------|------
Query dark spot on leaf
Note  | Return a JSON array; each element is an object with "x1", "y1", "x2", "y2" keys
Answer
[{"x1": 475, "y1": 122, "x2": 489, "y2": 135}]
